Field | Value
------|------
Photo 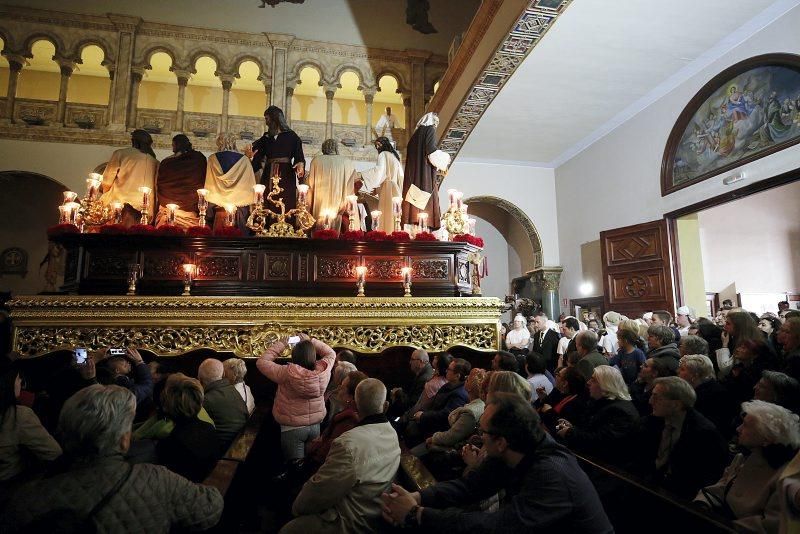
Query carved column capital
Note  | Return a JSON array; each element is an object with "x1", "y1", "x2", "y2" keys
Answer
[
  {"x1": 55, "y1": 57, "x2": 77, "y2": 77},
  {"x1": 361, "y1": 85, "x2": 378, "y2": 104},
  {"x1": 130, "y1": 68, "x2": 145, "y2": 83},
  {"x1": 529, "y1": 267, "x2": 563, "y2": 292},
  {"x1": 322, "y1": 83, "x2": 340, "y2": 100},
  {"x1": 171, "y1": 68, "x2": 192, "y2": 86},
  {"x1": 2, "y1": 52, "x2": 27, "y2": 72},
  {"x1": 218, "y1": 73, "x2": 237, "y2": 91},
  {"x1": 107, "y1": 14, "x2": 143, "y2": 33},
  {"x1": 265, "y1": 32, "x2": 295, "y2": 50}
]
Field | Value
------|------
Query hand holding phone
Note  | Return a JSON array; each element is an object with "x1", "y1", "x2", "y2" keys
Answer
[
  {"x1": 74, "y1": 348, "x2": 88, "y2": 365},
  {"x1": 287, "y1": 336, "x2": 301, "y2": 346}
]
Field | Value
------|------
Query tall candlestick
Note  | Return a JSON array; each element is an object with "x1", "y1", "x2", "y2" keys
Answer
[
  {"x1": 65, "y1": 202, "x2": 80, "y2": 226},
  {"x1": 63, "y1": 191, "x2": 78, "y2": 205},
  {"x1": 297, "y1": 184, "x2": 309, "y2": 207},
  {"x1": 182, "y1": 263, "x2": 196, "y2": 296},
  {"x1": 322, "y1": 209, "x2": 333, "y2": 230},
  {"x1": 166, "y1": 203, "x2": 178, "y2": 226},
  {"x1": 346, "y1": 194, "x2": 358, "y2": 231},
  {"x1": 138, "y1": 186, "x2": 152, "y2": 225},
  {"x1": 197, "y1": 189, "x2": 209, "y2": 227},
  {"x1": 355, "y1": 265, "x2": 367, "y2": 297},
  {"x1": 85, "y1": 178, "x2": 101, "y2": 201},
  {"x1": 224, "y1": 204, "x2": 236, "y2": 227},
  {"x1": 112, "y1": 202, "x2": 124, "y2": 224},
  {"x1": 392, "y1": 196, "x2": 402, "y2": 232},
  {"x1": 58, "y1": 205, "x2": 68, "y2": 224},
  {"x1": 418, "y1": 212, "x2": 428, "y2": 234},
  {"x1": 253, "y1": 184, "x2": 266, "y2": 206},
  {"x1": 401, "y1": 266, "x2": 412, "y2": 297},
  {"x1": 370, "y1": 210, "x2": 381, "y2": 232}
]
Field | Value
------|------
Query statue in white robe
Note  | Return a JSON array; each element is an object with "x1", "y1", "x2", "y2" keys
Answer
[
  {"x1": 356, "y1": 137, "x2": 404, "y2": 233},
  {"x1": 100, "y1": 130, "x2": 159, "y2": 226},
  {"x1": 306, "y1": 139, "x2": 356, "y2": 232}
]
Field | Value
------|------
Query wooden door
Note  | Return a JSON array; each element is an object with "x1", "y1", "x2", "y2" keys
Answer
[{"x1": 600, "y1": 219, "x2": 675, "y2": 319}]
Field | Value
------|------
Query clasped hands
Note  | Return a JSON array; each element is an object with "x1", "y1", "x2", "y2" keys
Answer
[{"x1": 381, "y1": 483, "x2": 421, "y2": 527}]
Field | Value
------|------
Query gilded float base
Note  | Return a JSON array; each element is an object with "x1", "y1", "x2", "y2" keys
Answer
[{"x1": 9, "y1": 295, "x2": 504, "y2": 358}]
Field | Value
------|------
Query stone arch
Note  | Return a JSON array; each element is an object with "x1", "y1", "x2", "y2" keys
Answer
[
  {"x1": 376, "y1": 69, "x2": 409, "y2": 95},
  {"x1": 23, "y1": 33, "x2": 66, "y2": 58},
  {"x1": 188, "y1": 49, "x2": 223, "y2": 74},
  {"x1": 332, "y1": 63, "x2": 366, "y2": 86},
  {"x1": 464, "y1": 195, "x2": 543, "y2": 270},
  {"x1": 73, "y1": 37, "x2": 115, "y2": 65},
  {"x1": 231, "y1": 54, "x2": 267, "y2": 78},
  {"x1": 138, "y1": 44, "x2": 180, "y2": 68},
  {"x1": 0, "y1": 26, "x2": 14, "y2": 52},
  {"x1": 290, "y1": 59, "x2": 326, "y2": 86}
]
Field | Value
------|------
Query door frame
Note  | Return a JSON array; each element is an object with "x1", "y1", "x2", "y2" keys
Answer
[{"x1": 664, "y1": 166, "x2": 800, "y2": 307}]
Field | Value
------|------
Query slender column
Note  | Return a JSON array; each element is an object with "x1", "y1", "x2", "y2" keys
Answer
[
  {"x1": 265, "y1": 33, "x2": 295, "y2": 112},
  {"x1": 55, "y1": 58, "x2": 76, "y2": 126},
  {"x1": 405, "y1": 49, "x2": 431, "y2": 125},
  {"x1": 285, "y1": 84, "x2": 295, "y2": 126},
  {"x1": 127, "y1": 68, "x2": 144, "y2": 129},
  {"x1": 171, "y1": 68, "x2": 191, "y2": 133},
  {"x1": 323, "y1": 83, "x2": 337, "y2": 140},
  {"x1": 2, "y1": 55, "x2": 25, "y2": 124},
  {"x1": 107, "y1": 14, "x2": 142, "y2": 131},
  {"x1": 259, "y1": 74, "x2": 272, "y2": 110},
  {"x1": 104, "y1": 63, "x2": 116, "y2": 124},
  {"x1": 362, "y1": 87, "x2": 376, "y2": 145},
  {"x1": 219, "y1": 74, "x2": 235, "y2": 134},
  {"x1": 402, "y1": 95, "x2": 412, "y2": 135}
]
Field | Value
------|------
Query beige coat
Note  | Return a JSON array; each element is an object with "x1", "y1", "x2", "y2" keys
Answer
[{"x1": 292, "y1": 418, "x2": 401, "y2": 533}]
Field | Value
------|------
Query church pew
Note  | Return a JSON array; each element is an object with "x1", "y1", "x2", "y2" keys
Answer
[{"x1": 398, "y1": 453, "x2": 437, "y2": 492}]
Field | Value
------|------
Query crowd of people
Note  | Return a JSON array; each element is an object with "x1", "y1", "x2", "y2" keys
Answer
[{"x1": 2, "y1": 301, "x2": 800, "y2": 532}]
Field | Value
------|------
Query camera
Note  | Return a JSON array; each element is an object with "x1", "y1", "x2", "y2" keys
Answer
[
  {"x1": 73, "y1": 348, "x2": 88, "y2": 365},
  {"x1": 287, "y1": 336, "x2": 301, "y2": 346},
  {"x1": 109, "y1": 347, "x2": 127, "y2": 357}
]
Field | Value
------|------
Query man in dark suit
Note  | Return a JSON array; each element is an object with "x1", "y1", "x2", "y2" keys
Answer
[
  {"x1": 636, "y1": 376, "x2": 728, "y2": 499},
  {"x1": 678, "y1": 354, "x2": 736, "y2": 438},
  {"x1": 575, "y1": 330, "x2": 607, "y2": 382},
  {"x1": 528, "y1": 312, "x2": 560, "y2": 372}
]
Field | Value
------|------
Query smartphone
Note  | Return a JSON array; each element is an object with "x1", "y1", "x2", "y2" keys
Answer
[
  {"x1": 109, "y1": 347, "x2": 126, "y2": 357},
  {"x1": 287, "y1": 336, "x2": 301, "y2": 346},
  {"x1": 74, "y1": 348, "x2": 88, "y2": 365}
]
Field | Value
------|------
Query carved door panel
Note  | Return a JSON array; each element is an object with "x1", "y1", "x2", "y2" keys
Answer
[{"x1": 600, "y1": 219, "x2": 675, "y2": 318}]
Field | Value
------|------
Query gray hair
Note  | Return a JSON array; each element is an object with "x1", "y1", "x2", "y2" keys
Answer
[
  {"x1": 355, "y1": 378, "x2": 387, "y2": 417},
  {"x1": 222, "y1": 358, "x2": 247, "y2": 385},
  {"x1": 332, "y1": 361, "x2": 357, "y2": 387},
  {"x1": 742, "y1": 400, "x2": 800, "y2": 447},
  {"x1": 593, "y1": 365, "x2": 631, "y2": 401},
  {"x1": 679, "y1": 354, "x2": 715, "y2": 382},
  {"x1": 321, "y1": 138, "x2": 339, "y2": 155},
  {"x1": 653, "y1": 376, "x2": 697, "y2": 408},
  {"x1": 680, "y1": 335, "x2": 709, "y2": 356},
  {"x1": 412, "y1": 348, "x2": 429, "y2": 364},
  {"x1": 57, "y1": 384, "x2": 136, "y2": 455},
  {"x1": 215, "y1": 133, "x2": 237, "y2": 152},
  {"x1": 198, "y1": 358, "x2": 224, "y2": 386},
  {"x1": 488, "y1": 370, "x2": 532, "y2": 402},
  {"x1": 576, "y1": 330, "x2": 599, "y2": 352},
  {"x1": 648, "y1": 324, "x2": 675, "y2": 346}
]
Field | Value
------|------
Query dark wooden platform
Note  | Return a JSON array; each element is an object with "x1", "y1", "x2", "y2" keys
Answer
[{"x1": 51, "y1": 234, "x2": 480, "y2": 297}]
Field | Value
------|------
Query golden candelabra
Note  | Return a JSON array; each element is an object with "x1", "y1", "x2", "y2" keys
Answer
[{"x1": 247, "y1": 173, "x2": 316, "y2": 238}]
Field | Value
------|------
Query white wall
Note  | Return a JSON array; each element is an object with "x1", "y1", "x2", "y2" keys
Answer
[
  {"x1": 698, "y1": 180, "x2": 800, "y2": 293},
  {"x1": 554, "y1": 4, "x2": 800, "y2": 306},
  {"x1": 444, "y1": 161, "x2": 560, "y2": 267}
]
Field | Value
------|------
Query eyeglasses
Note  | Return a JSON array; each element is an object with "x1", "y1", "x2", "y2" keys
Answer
[{"x1": 476, "y1": 427, "x2": 498, "y2": 438}]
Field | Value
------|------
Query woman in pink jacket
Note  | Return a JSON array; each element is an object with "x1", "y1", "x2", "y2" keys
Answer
[{"x1": 256, "y1": 335, "x2": 336, "y2": 462}]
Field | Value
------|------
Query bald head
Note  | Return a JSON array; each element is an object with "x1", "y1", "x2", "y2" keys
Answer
[
  {"x1": 355, "y1": 378, "x2": 387, "y2": 418},
  {"x1": 198, "y1": 358, "x2": 224, "y2": 387}
]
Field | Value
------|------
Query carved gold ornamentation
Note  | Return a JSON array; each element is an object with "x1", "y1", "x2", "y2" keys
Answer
[
  {"x1": 317, "y1": 257, "x2": 357, "y2": 279},
  {"x1": 411, "y1": 259, "x2": 449, "y2": 280},
  {"x1": 530, "y1": 267, "x2": 563, "y2": 292},
  {"x1": 143, "y1": 255, "x2": 185, "y2": 278},
  {"x1": 9, "y1": 295, "x2": 504, "y2": 357},
  {"x1": 267, "y1": 255, "x2": 290, "y2": 279},
  {"x1": 197, "y1": 256, "x2": 240, "y2": 279},
  {"x1": 365, "y1": 258, "x2": 404, "y2": 280}
]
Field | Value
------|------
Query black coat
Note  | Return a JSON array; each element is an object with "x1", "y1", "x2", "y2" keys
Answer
[
  {"x1": 694, "y1": 378, "x2": 737, "y2": 438},
  {"x1": 635, "y1": 408, "x2": 729, "y2": 499},
  {"x1": 529, "y1": 329, "x2": 561, "y2": 371},
  {"x1": 565, "y1": 397, "x2": 640, "y2": 468},
  {"x1": 646, "y1": 343, "x2": 681, "y2": 373},
  {"x1": 419, "y1": 382, "x2": 468, "y2": 434},
  {"x1": 156, "y1": 418, "x2": 222, "y2": 483}
]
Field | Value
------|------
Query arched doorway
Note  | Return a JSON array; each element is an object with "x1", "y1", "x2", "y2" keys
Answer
[{"x1": 0, "y1": 171, "x2": 66, "y2": 296}]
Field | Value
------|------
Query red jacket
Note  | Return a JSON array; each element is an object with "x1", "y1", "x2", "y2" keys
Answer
[{"x1": 256, "y1": 339, "x2": 336, "y2": 427}]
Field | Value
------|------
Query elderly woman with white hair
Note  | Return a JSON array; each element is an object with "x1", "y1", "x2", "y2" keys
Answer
[
  {"x1": 2, "y1": 385, "x2": 223, "y2": 532},
  {"x1": 556, "y1": 365, "x2": 640, "y2": 468},
  {"x1": 695, "y1": 400, "x2": 800, "y2": 532},
  {"x1": 222, "y1": 358, "x2": 255, "y2": 415}
]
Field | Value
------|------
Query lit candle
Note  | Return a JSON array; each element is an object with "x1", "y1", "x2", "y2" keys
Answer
[
  {"x1": 224, "y1": 204, "x2": 236, "y2": 227},
  {"x1": 322, "y1": 209, "x2": 333, "y2": 230},
  {"x1": 356, "y1": 265, "x2": 366, "y2": 284},
  {"x1": 468, "y1": 217, "x2": 476, "y2": 235},
  {"x1": 370, "y1": 210, "x2": 381, "y2": 231},
  {"x1": 392, "y1": 196, "x2": 402, "y2": 216},
  {"x1": 418, "y1": 212, "x2": 428, "y2": 234},
  {"x1": 447, "y1": 188, "x2": 457, "y2": 209},
  {"x1": 58, "y1": 205, "x2": 68, "y2": 224},
  {"x1": 182, "y1": 263, "x2": 196, "y2": 277},
  {"x1": 455, "y1": 191, "x2": 464, "y2": 209},
  {"x1": 401, "y1": 266, "x2": 412, "y2": 285},
  {"x1": 85, "y1": 178, "x2": 101, "y2": 201},
  {"x1": 166, "y1": 203, "x2": 178, "y2": 225},
  {"x1": 112, "y1": 202, "x2": 124, "y2": 224},
  {"x1": 297, "y1": 184, "x2": 309, "y2": 206},
  {"x1": 139, "y1": 186, "x2": 151, "y2": 212},
  {"x1": 197, "y1": 189, "x2": 209, "y2": 210},
  {"x1": 63, "y1": 191, "x2": 78, "y2": 205},
  {"x1": 181, "y1": 263, "x2": 196, "y2": 296},
  {"x1": 253, "y1": 184, "x2": 266, "y2": 206},
  {"x1": 65, "y1": 202, "x2": 81, "y2": 225}
]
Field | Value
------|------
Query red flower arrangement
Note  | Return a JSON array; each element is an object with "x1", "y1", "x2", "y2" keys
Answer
[
  {"x1": 128, "y1": 224, "x2": 157, "y2": 235},
  {"x1": 414, "y1": 231, "x2": 438, "y2": 241},
  {"x1": 156, "y1": 225, "x2": 185, "y2": 236},
  {"x1": 452, "y1": 233, "x2": 485, "y2": 248},
  {"x1": 46, "y1": 223, "x2": 80, "y2": 237},
  {"x1": 365, "y1": 230, "x2": 387, "y2": 241},
  {"x1": 214, "y1": 226, "x2": 243, "y2": 237},
  {"x1": 312, "y1": 229, "x2": 339, "y2": 240},
  {"x1": 387, "y1": 231, "x2": 411, "y2": 242},
  {"x1": 186, "y1": 226, "x2": 213, "y2": 237},
  {"x1": 99, "y1": 224, "x2": 128, "y2": 235},
  {"x1": 340, "y1": 230, "x2": 365, "y2": 241}
]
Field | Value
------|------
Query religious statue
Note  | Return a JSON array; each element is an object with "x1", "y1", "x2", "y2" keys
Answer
[
  {"x1": 154, "y1": 134, "x2": 207, "y2": 228},
  {"x1": 401, "y1": 112, "x2": 450, "y2": 230},
  {"x1": 305, "y1": 139, "x2": 356, "y2": 232},
  {"x1": 205, "y1": 133, "x2": 257, "y2": 233},
  {"x1": 99, "y1": 129, "x2": 159, "y2": 227},
  {"x1": 356, "y1": 137, "x2": 404, "y2": 233},
  {"x1": 374, "y1": 107, "x2": 399, "y2": 144}
]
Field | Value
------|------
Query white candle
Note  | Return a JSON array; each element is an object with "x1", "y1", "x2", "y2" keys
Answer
[
  {"x1": 224, "y1": 204, "x2": 236, "y2": 227},
  {"x1": 65, "y1": 202, "x2": 80, "y2": 225},
  {"x1": 468, "y1": 218, "x2": 476, "y2": 235},
  {"x1": 455, "y1": 191, "x2": 464, "y2": 209},
  {"x1": 166, "y1": 203, "x2": 178, "y2": 225},
  {"x1": 401, "y1": 266, "x2": 412, "y2": 285},
  {"x1": 370, "y1": 210, "x2": 382, "y2": 231},
  {"x1": 63, "y1": 191, "x2": 78, "y2": 205},
  {"x1": 447, "y1": 188, "x2": 457, "y2": 209},
  {"x1": 58, "y1": 205, "x2": 68, "y2": 224},
  {"x1": 392, "y1": 196, "x2": 402, "y2": 216},
  {"x1": 356, "y1": 265, "x2": 366, "y2": 284},
  {"x1": 139, "y1": 186, "x2": 151, "y2": 213},
  {"x1": 418, "y1": 212, "x2": 428, "y2": 233},
  {"x1": 197, "y1": 189, "x2": 209, "y2": 209},
  {"x1": 297, "y1": 184, "x2": 309, "y2": 206},
  {"x1": 86, "y1": 178, "x2": 101, "y2": 201},
  {"x1": 253, "y1": 184, "x2": 266, "y2": 205},
  {"x1": 321, "y1": 209, "x2": 333, "y2": 230}
]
